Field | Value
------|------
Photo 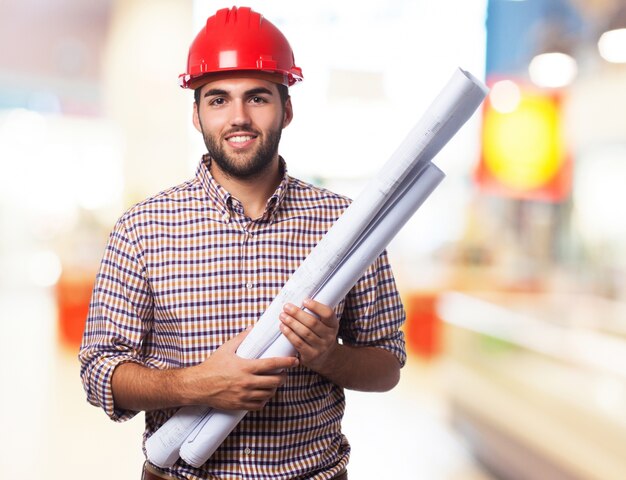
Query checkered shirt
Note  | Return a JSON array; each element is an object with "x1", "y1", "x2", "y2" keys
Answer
[{"x1": 79, "y1": 156, "x2": 406, "y2": 479}]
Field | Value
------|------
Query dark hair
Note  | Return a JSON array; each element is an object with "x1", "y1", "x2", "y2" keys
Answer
[{"x1": 194, "y1": 83, "x2": 289, "y2": 107}]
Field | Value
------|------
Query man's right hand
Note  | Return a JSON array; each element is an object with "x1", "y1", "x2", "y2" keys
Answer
[
  {"x1": 111, "y1": 327, "x2": 299, "y2": 413},
  {"x1": 186, "y1": 328, "x2": 300, "y2": 411}
]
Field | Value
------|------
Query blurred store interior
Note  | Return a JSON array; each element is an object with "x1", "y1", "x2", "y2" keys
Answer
[{"x1": 1, "y1": 0, "x2": 625, "y2": 478}]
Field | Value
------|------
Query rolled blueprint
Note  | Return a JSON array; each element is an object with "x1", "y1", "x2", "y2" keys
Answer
[
  {"x1": 145, "y1": 163, "x2": 446, "y2": 468},
  {"x1": 145, "y1": 67, "x2": 488, "y2": 468},
  {"x1": 178, "y1": 163, "x2": 446, "y2": 467},
  {"x1": 236, "y1": 68, "x2": 486, "y2": 361},
  {"x1": 144, "y1": 405, "x2": 208, "y2": 468}
]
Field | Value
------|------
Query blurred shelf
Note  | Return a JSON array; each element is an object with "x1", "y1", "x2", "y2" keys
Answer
[
  {"x1": 437, "y1": 291, "x2": 626, "y2": 480},
  {"x1": 439, "y1": 291, "x2": 626, "y2": 379}
]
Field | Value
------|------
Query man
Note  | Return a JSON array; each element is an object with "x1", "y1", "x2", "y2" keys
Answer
[{"x1": 79, "y1": 6, "x2": 406, "y2": 480}]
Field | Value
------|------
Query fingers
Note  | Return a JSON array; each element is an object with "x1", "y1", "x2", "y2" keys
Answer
[
  {"x1": 245, "y1": 369, "x2": 288, "y2": 390},
  {"x1": 279, "y1": 321, "x2": 311, "y2": 356},
  {"x1": 217, "y1": 327, "x2": 298, "y2": 376},
  {"x1": 251, "y1": 355, "x2": 299, "y2": 374},
  {"x1": 280, "y1": 313, "x2": 318, "y2": 348},
  {"x1": 232, "y1": 386, "x2": 276, "y2": 411},
  {"x1": 280, "y1": 304, "x2": 322, "y2": 351},
  {"x1": 302, "y1": 298, "x2": 336, "y2": 325},
  {"x1": 280, "y1": 301, "x2": 337, "y2": 338},
  {"x1": 195, "y1": 327, "x2": 299, "y2": 411},
  {"x1": 284, "y1": 300, "x2": 338, "y2": 328},
  {"x1": 210, "y1": 361, "x2": 290, "y2": 411},
  {"x1": 279, "y1": 299, "x2": 340, "y2": 372},
  {"x1": 241, "y1": 387, "x2": 279, "y2": 410},
  {"x1": 236, "y1": 369, "x2": 289, "y2": 410}
]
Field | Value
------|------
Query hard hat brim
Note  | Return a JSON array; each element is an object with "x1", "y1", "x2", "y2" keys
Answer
[{"x1": 180, "y1": 70, "x2": 301, "y2": 90}]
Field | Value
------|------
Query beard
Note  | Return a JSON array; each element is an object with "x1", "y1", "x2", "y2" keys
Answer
[{"x1": 201, "y1": 124, "x2": 283, "y2": 180}]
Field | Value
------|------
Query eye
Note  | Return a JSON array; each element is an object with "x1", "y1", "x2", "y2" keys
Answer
[
  {"x1": 250, "y1": 96, "x2": 267, "y2": 104},
  {"x1": 208, "y1": 97, "x2": 226, "y2": 106}
]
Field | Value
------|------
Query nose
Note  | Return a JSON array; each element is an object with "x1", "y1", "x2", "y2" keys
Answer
[{"x1": 230, "y1": 99, "x2": 252, "y2": 127}]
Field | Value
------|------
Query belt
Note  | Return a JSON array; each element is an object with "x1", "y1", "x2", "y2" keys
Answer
[
  {"x1": 142, "y1": 463, "x2": 179, "y2": 480},
  {"x1": 143, "y1": 463, "x2": 348, "y2": 480},
  {"x1": 331, "y1": 470, "x2": 348, "y2": 480}
]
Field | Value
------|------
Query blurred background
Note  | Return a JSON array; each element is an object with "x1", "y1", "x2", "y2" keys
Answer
[{"x1": 1, "y1": 0, "x2": 625, "y2": 478}]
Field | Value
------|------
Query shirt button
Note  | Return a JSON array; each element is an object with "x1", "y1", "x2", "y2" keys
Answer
[
  {"x1": 245, "y1": 282, "x2": 254, "y2": 290},
  {"x1": 244, "y1": 447, "x2": 252, "y2": 455}
]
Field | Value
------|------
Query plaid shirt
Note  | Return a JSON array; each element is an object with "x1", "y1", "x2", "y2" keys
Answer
[{"x1": 79, "y1": 156, "x2": 406, "y2": 480}]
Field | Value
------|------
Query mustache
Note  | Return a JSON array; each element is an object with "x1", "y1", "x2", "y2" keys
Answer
[{"x1": 223, "y1": 128, "x2": 260, "y2": 137}]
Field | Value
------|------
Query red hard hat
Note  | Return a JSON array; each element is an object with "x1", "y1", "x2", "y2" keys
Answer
[{"x1": 179, "y1": 6, "x2": 303, "y2": 89}]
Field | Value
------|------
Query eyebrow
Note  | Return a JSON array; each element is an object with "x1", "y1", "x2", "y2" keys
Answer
[
  {"x1": 203, "y1": 87, "x2": 275, "y2": 98},
  {"x1": 245, "y1": 87, "x2": 274, "y2": 97},
  {"x1": 203, "y1": 88, "x2": 228, "y2": 98}
]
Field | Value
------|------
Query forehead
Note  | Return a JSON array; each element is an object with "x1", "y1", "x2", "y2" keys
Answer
[
  {"x1": 199, "y1": 78, "x2": 281, "y2": 98},
  {"x1": 196, "y1": 72, "x2": 283, "y2": 97}
]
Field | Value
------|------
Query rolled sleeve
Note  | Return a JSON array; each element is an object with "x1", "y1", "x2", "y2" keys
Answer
[
  {"x1": 79, "y1": 217, "x2": 153, "y2": 422},
  {"x1": 339, "y1": 250, "x2": 407, "y2": 367}
]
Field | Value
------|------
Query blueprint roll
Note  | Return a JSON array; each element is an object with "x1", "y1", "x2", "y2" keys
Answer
[
  {"x1": 144, "y1": 404, "x2": 209, "y2": 468},
  {"x1": 178, "y1": 163, "x2": 446, "y2": 468},
  {"x1": 234, "y1": 68, "x2": 487, "y2": 362},
  {"x1": 179, "y1": 409, "x2": 248, "y2": 467}
]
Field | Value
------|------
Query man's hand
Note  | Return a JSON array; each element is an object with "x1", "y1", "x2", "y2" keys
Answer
[
  {"x1": 279, "y1": 299, "x2": 339, "y2": 373},
  {"x1": 278, "y1": 299, "x2": 402, "y2": 392},
  {"x1": 187, "y1": 328, "x2": 300, "y2": 411},
  {"x1": 111, "y1": 328, "x2": 299, "y2": 413}
]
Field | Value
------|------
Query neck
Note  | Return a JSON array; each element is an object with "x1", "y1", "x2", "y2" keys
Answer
[{"x1": 210, "y1": 157, "x2": 283, "y2": 219}]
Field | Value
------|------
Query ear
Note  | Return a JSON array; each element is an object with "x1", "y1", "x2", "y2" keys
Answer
[
  {"x1": 192, "y1": 102, "x2": 202, "y2": 133},
  {"x1": 282, "y1": 97, "x2": 293, "y2": 129}
]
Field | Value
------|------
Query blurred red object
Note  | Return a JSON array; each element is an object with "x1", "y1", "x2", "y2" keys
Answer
[
  {"x1": 403, "y1": 292, "x2": 441, "y2": 358},
  {"x1": 56, "y1": 272, "x2": 94, "y2": 350}
]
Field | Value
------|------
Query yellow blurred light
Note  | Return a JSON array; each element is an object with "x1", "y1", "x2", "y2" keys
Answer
[
  {"x1": 483, "y1": 92, "x2": 563, "y2": 191},
  {"x1": 598, "y1": 28, "x2": 626, "y2": 63},
  {"x1": 528, "y1": 52, "x2": 577, "y2": 88},
  {"x1": 489, "y1": 80, "x2": 521, "y2": 113}
]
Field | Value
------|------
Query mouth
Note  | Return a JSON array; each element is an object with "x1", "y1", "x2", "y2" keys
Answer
[{"x1": 225, "y1": 132, "x2": 258, "y2": 149}]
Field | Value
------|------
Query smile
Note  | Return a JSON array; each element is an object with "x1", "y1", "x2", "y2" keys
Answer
[{"x1": 228, "y1": 135, "x2": 255, "y2": 143}]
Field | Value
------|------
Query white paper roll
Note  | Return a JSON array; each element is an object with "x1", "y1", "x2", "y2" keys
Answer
[
  {"x1": 179, "y1": 164, "x2": 446, "y2": 467},
  {"x1": 144, "y1": 404, "x2": 209, "y2": 468}
]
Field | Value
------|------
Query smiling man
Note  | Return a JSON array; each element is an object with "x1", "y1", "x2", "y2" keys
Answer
[
  {"x1": 192, "y1": 75, "x2": 293, "y2": 219},
  {"x1": 79, "y1": 6, "x2": 406, "y2": 480},
  {"x1": 195, "y1": 78, "x2": 289, "y2": 177}
]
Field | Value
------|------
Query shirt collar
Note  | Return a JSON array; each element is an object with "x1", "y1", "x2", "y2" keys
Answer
[{"x1": 196, "y1": 154, "x2": 290, "y2": 223}]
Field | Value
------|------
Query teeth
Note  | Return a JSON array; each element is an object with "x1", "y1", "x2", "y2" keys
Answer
[{"x1": 229, "y1": 135, "x2": 253, "y2": 143}]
